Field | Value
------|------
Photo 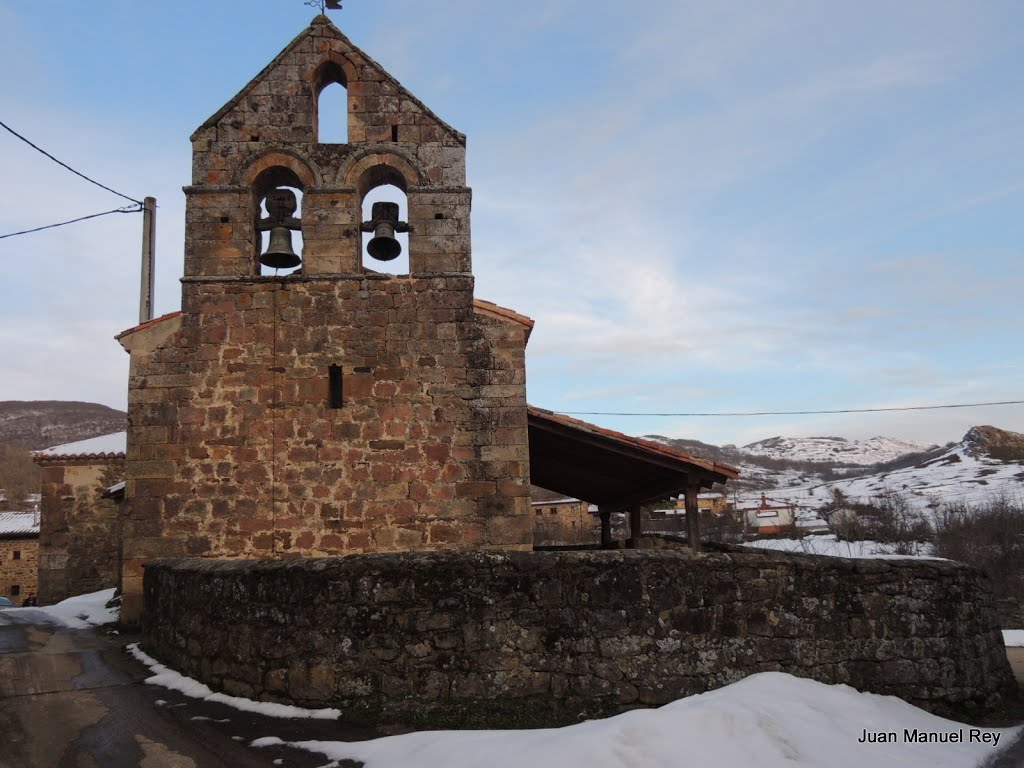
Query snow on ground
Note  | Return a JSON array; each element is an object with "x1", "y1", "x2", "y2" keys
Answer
[
  {"x1": 742, "y1": 535, "x2": 938, "y2": 559},
  {"x1": 250, "y1": 672, "x2": 1018, "y2": 768},
  {"x1": 1004, "y1": 630, "x2": 1024, "y2": 647},
  {"x1": 126, "y1": 643, "x2": 341, "y2": 720},
  {"x1": 17, "y1": 588, "x2": 121, "y2": 627}
]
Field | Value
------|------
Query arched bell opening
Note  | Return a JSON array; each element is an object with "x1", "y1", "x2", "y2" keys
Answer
[
  {"x1": 357, "y1": 165, "x2": 410, "y2": 276},
  {"x1": 252, "y1": 166, "x2": 306, "y2": 276},
  {"x1": 314, "y1": 61, "x2": 349, "y2": 144}
]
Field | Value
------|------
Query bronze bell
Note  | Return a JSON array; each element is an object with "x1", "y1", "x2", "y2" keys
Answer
[
  {"x1": 365, "y1": 201, "x2": 403, "y2": 262},
  {"x1": 258, "y1": 188, "x2": 303, "y2": 271},
  {"x1": 260, "y1": 226, "x2": 301, "y2": 270}
]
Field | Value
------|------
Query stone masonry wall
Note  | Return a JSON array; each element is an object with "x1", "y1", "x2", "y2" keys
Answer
[
  {"x1": 143, "y1": 550, "x2": 1016, "y2": 727},
  {"x1": 38, "y1": 461, "x2": 124, "y2": 605},
  {"x1": 0, "y1": 537, "x2": 38, "y2": 602},
  {"x1": 122, "y1": 278, "x2": 531, "y2": 622}
]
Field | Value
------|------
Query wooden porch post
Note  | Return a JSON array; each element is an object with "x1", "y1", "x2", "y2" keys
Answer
[
  {"x1": 598, "y1": 505, "x2": 613, "y2": 548},
  {"x1": 685, "y1": 479, "x2": 702, "y2": 552},
  {"x1": 628, "y1": 504, "x2": 642, "y2": 548}
]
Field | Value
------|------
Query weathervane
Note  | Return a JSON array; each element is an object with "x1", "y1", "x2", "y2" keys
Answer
[{"x1": 305, "y1": 0, "x2": 343, "y2": 11}]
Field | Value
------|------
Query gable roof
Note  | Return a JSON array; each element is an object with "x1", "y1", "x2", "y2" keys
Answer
[
  {"x1": 0, "y1": 511, "x2": 40, "y2": 537},
  {"x1": 472, "y1": 299, "x2": 534, "y2": 341},
  {"x1": 116, "y1": 311, "x2": 183, "y2": 341},
  {"x1": 34, "y1": 432, "x2": 127, "y2": 463},
  {"x1": 194, "y1": 15, "x2": 465, "y2": 145}
]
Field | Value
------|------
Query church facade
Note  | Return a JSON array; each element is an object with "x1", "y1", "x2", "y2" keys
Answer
[{"x1": 120, "y1": 17, "x2": 534, "y2": 623}]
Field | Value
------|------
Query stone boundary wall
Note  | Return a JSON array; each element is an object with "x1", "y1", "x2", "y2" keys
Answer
[{"x1": 143, "y1": 550, "x2": 1016, "y2": 727}]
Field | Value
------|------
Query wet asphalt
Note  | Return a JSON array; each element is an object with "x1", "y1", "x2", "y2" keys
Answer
[{"x1": 0, "y1": 609, "x2": 381, "y2": 768}]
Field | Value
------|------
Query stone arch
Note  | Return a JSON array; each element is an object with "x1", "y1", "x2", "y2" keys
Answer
[
  {"x1": 342, "y1": 152, "x2": 422, "y2": 275},
  {"x1": 342, "y1": 148, "x2": 424, "y2": 192},
  {"x1": 242, "y1": 152, "x2": 320, "y2": 275},
  {"x1": 311, "y1": 54, "x2": 355, "y2": 143},
  {"x1": 239, "y1": 149, "x2": 320, "y2": 190},
  {"x1": 309, "y1": 53, "x2": 355, "y2": 93}
]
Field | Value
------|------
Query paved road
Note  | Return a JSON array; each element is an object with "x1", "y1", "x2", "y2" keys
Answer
[{"x1": 0, "y1": 609, "x2": 376, "y2": 768}]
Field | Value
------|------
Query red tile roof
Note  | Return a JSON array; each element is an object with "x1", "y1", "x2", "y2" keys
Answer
[
  {"x1": 527, "y1": 406, "x2": 739, "y2": 480},
  {"x1": 473, "y1": 299, "x2": 535, "y2": 337},
  {"x1": 116, "y1": 311, "x2": 183, "y2": 340},
  {"x1": 34, "y1": 432, "x2": 127, "y2": 464}
]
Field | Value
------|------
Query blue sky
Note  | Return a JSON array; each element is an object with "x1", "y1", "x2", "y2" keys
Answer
[{"x1": 1, "y1": 0, "x2": 1022, "y2": 447}]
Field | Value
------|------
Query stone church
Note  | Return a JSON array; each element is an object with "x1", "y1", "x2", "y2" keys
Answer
[{"x1": 117, "y1": 16, "x2": 737, "y2": 624}]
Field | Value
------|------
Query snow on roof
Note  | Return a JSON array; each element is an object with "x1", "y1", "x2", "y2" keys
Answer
[
  {"x1": 36, "y1": 431, "x2": 127, "y2": 459},
  {"x1": 0, "y1": 511, "x2": 40, "y2": 536}
]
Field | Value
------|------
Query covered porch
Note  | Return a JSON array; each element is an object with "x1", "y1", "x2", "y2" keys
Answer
[{"x1": 527, "y1": 407, "x2": 739, "y2": 551}]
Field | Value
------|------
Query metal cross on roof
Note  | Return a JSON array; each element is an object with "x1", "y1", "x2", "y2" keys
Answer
[{"x1": 305, "y1": 0, "x2": 343, "y2": 11}]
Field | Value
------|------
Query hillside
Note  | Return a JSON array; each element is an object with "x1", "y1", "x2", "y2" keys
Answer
[
  {"x1": 0, "y1": 401, "x2": 126, "y2": 450},
  {"x1": 645, "y1": 431, "x2": 937, "y2": 495},
  {"x1": 740, "y1": 435, "x2": 934, "y2": 466},
  {"x1": 736, "y1": 425, "x2": 1024, "y2": 515}
]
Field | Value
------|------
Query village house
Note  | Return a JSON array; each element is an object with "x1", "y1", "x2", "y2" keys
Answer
[
  {"x1": 531, "y1": 497, "x2": 603, "y2": 547},
  {"x1": 740, "y1": 493, "x2": 797, "y2": 537},
  {"x1": 32, "y1": 434, "x2": 126, "y2": 604},
  {"x1": 0, "y1": 510, "x2": 40, "y2": 603}
]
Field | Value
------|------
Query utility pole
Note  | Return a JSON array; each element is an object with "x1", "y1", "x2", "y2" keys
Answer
[{"x1": 139, "y1": 196, "x2": 156, "y2": 324}]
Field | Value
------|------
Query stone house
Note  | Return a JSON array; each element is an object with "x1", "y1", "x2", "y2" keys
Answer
[
  {"x1": 0, "y1": 511, "x2": 40, "y2": 603},
  {"x1": 33, "y1": 434, "x2": 126, "y2": 605},
  {"x1": 695, "y1": 492, "x2": 728, "y2": 515},
  {"x1": 531, "y1": 497, "x2": 601, "y2": 546},
  {"x1": 115, "y1": 16, "x2": 737, "y2": 624}
]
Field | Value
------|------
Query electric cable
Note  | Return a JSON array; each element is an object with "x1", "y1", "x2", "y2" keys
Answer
[
  {"x1": 0, "y1": 205, "x2": 142, "y2": 240},
  {"x1": 557, "y1": 399, "x2": 1024, "y2": 418},
  {"x1": 0, "y1": 119, "x2": 143, "y2": 205}
]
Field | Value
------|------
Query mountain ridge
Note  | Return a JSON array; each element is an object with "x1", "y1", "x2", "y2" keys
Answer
[{"x1": 0, "y1": 401, "x2": 127, "y2": 451}]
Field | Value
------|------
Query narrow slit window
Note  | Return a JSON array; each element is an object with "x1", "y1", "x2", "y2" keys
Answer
[
  {"x1": 12, "y1": 551, "x2": 20, "y2": 561},
  {"x1": 329, "y1": 364, "x2": 344, "y2": 409}
]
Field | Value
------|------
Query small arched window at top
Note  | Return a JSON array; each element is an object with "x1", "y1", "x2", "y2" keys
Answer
[{"x1": 314, "y1": 61, "x2": 348, "y2": 144}]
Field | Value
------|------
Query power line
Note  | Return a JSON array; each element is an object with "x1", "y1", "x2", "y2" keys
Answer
[
  {"x1": 558, "y1": 399, "x2": 1024, "y2": 418},
  {"x1": 0, "y1": 119, "x2": 143, "y2": 206},
  {"x1": 0, "y1": 205, "x2": 142, "y2": 240}
]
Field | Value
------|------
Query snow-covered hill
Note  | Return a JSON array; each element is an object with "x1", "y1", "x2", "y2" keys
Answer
[
  {"x1": 738, "y1": 426, "x2": 1024, "y2": 515},
  {"x1": 741, "y1": 435, "x2": 935, "y2": 466}
]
